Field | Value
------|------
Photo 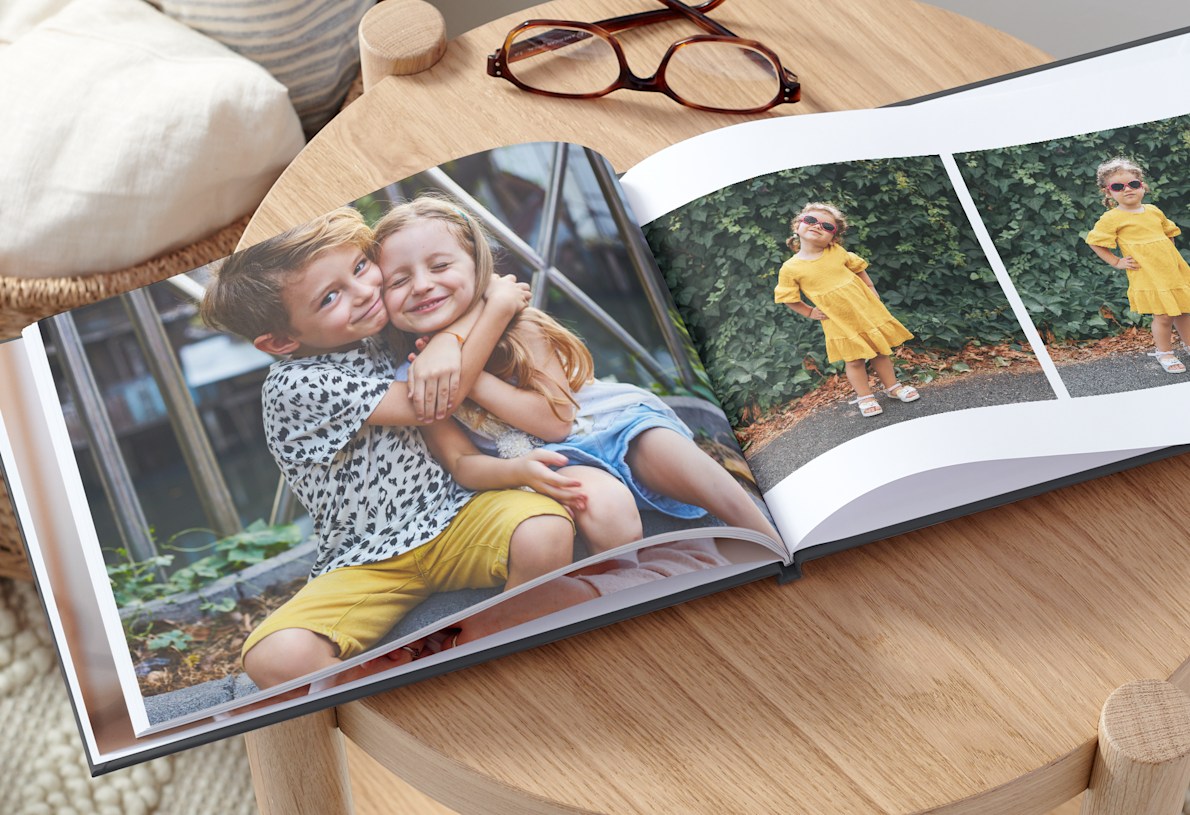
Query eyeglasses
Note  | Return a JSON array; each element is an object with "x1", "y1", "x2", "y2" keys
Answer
[
  {"x1": 1108, "y1": 180, "x2": 1144, "y2": 191},
  {"x1": 800, "y1": 215, "x2": 836, "y2": 232},
  {"x1": 486, "y1": 0, "x2": 800, "y2": 115}
]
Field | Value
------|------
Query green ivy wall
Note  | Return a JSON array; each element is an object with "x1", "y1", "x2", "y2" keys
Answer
[{"x1": 643, "y1": 155, "x2": 1027, "y2": 425}]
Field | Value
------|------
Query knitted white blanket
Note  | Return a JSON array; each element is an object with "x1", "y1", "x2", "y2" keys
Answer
[{"x1": 0, "y1": 579, "x2": 256, "y2": 815}]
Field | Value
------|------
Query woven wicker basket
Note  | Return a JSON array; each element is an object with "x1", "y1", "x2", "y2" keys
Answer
[{"x1": 0, "y1": 214, "x2": 250, "y2": 580}]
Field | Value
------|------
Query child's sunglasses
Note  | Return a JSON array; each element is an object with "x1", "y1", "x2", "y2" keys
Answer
[
  {"x1": 800, "y1": 215, "x2": 837, "y2": 232},
  {"x1": 1108, "y1": 180, "x2": 1144, "y2": 191}
]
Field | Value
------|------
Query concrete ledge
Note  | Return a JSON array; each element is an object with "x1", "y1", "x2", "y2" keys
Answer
[{"x1": 119, "y1": 539, "x2": 316, "y2": 625}]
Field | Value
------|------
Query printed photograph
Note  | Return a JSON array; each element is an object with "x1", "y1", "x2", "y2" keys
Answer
[
  {"x1": 956, "y1": 113, "x2": 1190, "y2": 397},
  {"x1": 642, "y1": 155, "x2": 1052, "y2": 492},
  {"x1": 39, "y1": 142, "x2": 778, "y2": 728}
]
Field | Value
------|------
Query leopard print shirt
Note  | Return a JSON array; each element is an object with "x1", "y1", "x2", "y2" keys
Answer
[{"x1": 262, "y1": 339, "x2": 474, "y2": 577}]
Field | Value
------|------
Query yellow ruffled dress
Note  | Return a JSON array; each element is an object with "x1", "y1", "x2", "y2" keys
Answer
[
  {"x1": 774, "y1": 244, "x2": 913, "y2": 362},
  {"x1": 1086, "y1": 204, "x2": 1190, "y2": 315}
]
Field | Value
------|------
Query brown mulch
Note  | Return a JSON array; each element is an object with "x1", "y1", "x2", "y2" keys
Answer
[
  {"x1": 735, "y1": 342, "x2": 1040, "y2": 456},
  {"x1": 134, "y1": 576, "x2": 305, "y2": 697},
  {"x1": 1043, "y1": 325, "x2": 1154, "y2": 362}
]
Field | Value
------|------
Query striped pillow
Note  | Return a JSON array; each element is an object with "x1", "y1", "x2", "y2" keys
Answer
[{"x1": 155, "y1": 0, "x2": 373, "y2": 136}]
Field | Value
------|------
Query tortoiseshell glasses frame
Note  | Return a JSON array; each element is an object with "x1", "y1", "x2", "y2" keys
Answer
[{"x1": 486, "y1": 0, "x2": 801, "y2": 115}]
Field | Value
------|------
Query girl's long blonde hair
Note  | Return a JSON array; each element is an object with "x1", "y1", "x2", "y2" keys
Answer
[
  {"x1": 785, "y1": 202, "x2": 849, "y2": 252},
  {"x1": 373, "y1": 195, "x2": 593, "y2": 421},
  {"x1": 1095, "y1": 156, "x2": 1146, "y2": 210}
]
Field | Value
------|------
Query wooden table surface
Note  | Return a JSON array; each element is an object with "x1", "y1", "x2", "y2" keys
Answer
[{"x1": 242, "y1": 2, "x2": 1190, "y2": 813}]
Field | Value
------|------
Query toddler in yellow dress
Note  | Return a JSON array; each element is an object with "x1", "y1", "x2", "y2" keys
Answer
[
  {"x1": 774, "y1": 202, "x2": 917, "y2": 417},
  {"x1": 1086, "y1": 156, "x2": 1190, "y2": 374}
]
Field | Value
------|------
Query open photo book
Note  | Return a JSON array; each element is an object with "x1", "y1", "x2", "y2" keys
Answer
[{"x1": 3, "y1": 27, "x2": 1190, "y2": 774}]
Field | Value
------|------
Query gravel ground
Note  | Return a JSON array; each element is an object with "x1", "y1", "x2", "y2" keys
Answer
[{"x1": 1057, "y1": 349, "x2": 1190, "y2": 397}]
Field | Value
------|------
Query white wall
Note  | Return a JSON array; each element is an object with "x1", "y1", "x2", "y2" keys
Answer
[{"x1": 428, "y1": 0, "x2": 1190, "y2": 59}]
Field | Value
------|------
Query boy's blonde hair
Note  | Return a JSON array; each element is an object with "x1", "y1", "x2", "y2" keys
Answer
[
  {"x1": 1095, "y1": 156, "x2": 1146, "y2": 210},
  {"x1": 786, "y1": 202, "x2": 849, "y2": 252},
  {"x1": 374, "y1": 195, "x2": 593, "y2": 420},
  {"x1": 201, "y1": 207, "x2": 373, "y2": 341}
]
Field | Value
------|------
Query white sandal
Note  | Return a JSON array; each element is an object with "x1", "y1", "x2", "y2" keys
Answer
[
  {"x1": 1149, "y1": 349, "x2": 1186, "y2": 374},
  {"x1": 850, "y1": 393, "x2": 883, "y2": 417},
  {"x1": 882, "y1": 382, "x2": 921, "y2": 402}
]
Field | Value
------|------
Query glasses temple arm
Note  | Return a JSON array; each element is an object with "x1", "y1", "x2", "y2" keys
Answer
[{"x1": 592, "y1": 0, "x2": 730, "y2": 35}]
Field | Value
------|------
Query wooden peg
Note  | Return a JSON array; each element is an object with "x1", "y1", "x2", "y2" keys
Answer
[
  {"x1": 358, "y1": 0, "x2": 447, "y2": 91},
  {"x1": 1081, "y1": 679, "x2": 1190, "y2": 815}
]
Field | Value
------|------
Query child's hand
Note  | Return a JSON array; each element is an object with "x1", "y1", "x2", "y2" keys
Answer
[
  {"x1": 513, "y1": 449, "x2": 587, "y2": 512},
  {"x1": 407, "y1": 334, "x2": 463, "y2": 421},
  {"x1": 1116, "y1": 255, "x2": 1139, "y2": 270},
  {"x1": 484, "y1": 273, "x2": 532, "y2": 313},
  {"x1": 807, "y1": 306, "x2": 827, "y2": 321}
]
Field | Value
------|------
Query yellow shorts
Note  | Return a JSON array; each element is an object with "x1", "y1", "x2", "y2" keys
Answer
[{"x1": 241, "y1": 489, "x2": 570, "y2": 661}]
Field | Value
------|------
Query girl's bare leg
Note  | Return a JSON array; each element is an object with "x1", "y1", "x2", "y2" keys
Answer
[
  {"x1": 870, "y1": 354, "x2": 899, "y2": 389},
  {"x1": 1170, "y1": 314, "x2": 1190, "y2": 348},
  {"x1": 626, "y1": 428, "x2": 780, "y2": 541},
  {"x1": 1152, "y1": 314, "x2": 1175, "y2": 352},
  {"x1": 505, "y1": 514, "x2": 574, "y2": 591},
  {"x1": 560, "y1": 465, "x2": 642, "y2": 554},
  {"x1": 844, "y1": 359, "x2": 873, "y2": 397}
]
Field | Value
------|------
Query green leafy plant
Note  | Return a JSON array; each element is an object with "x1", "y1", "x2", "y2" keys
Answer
[
  {"x1": 107, "y1": 520, "x2": 303, "y2": 610},
  {"x1": 147, "y1": 629, "x2": 194, "y2": 652}
]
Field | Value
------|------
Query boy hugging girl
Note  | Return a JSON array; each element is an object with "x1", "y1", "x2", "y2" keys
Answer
[
  {"x1": 202, "y1": 207, "x2": 588, "y2": 690},
  {"x1": 206, "y1": 200, "x2": 776, "y2": 692}
]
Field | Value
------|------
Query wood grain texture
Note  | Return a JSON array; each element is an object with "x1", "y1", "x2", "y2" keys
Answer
[
  {"x1": 337, "y1": 456, "x2": 1190, "y2": 815},
  {"x1": 1081, "y1": 681, "x2": 1190, "y2": 815},
  {"x1": 240, "y1": 0, "x2": 1050, "y2": 246},
  {"x1": 246, "y1": 708, "x2": 353, "y2": 815},
  {"x1": 239, "y1": 2, "x2": 1190, "y2": 813}
]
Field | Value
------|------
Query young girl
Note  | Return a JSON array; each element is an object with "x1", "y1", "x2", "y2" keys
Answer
[
  {"x1": 375, "y1": 195, "x2": 780, "y2": 548},
  {"x1": 774, "y1": 202, "x2": 918, "y2": 417},
  {"x1": 1086, "y1": 157, "x2": 1190, "y2": 374}
]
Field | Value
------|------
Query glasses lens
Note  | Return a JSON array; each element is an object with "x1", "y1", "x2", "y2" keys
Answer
[
  {"x1": 803, "y1": 216, "x2": 835, "y2": 231},
  {"x1": 663, "y1": 40, "x2": 781, "y2": 112},
  {"x1": 504, "y1": 25, "x2": 620, "y2": 97}
]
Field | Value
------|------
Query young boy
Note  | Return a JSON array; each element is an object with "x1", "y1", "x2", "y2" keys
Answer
[{"x1": 201, "y1": 207, "x2": 578, "y2": 689}]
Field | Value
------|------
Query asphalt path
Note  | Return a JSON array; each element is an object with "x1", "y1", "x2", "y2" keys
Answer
[
  {"x1": 746, "y1": 368, "x2": 1057, "y2": 491},
  {"x1": 1057, "y1": 349, "x2": 1190, "y2": 397}
]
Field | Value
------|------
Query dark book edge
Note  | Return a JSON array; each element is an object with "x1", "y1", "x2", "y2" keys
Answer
[
  {"x1": 888, "y1": 24, "x2": 1190, "y2": 108},
  {"x1": 86, "y1": 559, "x2": 783, "y2": 775}
]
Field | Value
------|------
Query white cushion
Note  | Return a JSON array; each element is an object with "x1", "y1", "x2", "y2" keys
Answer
[
  {"x1": 0, "y1": 0, "x2": 306, "y2": 279},
  {"x1": 0, "y1": 0, "x2": 72, "y2": 44},
  {"x1": 156, "y1": 0, "x2": 372, "y2": 137}
]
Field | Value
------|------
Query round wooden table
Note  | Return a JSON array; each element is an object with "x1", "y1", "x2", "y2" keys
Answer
[{"x1": 241, "y1": 2, "x2": 1190, "y2": 813}]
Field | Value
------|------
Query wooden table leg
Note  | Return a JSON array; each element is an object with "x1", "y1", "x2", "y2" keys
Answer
[
  {"x1": 246, "y1": 708, "x2": 354, "y2": 815},
  {"x1": 1081, "y1": 679, "x2": 1190, "y2": 815}
]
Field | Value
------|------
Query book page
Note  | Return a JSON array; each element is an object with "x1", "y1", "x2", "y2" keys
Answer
[
  {"x1": 0, "y1": 141, "x2": 785, "y2": 761},
  {"x1": 0, "y1": 355, "x2": 779, "y2": 764},
  {"x1": 622, "y1": 31, "x2": 1190, "y2": 555}
]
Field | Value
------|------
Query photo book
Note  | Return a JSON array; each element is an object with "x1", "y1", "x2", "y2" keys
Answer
[{"x1": 2, "y1": 27, "x2": 1189, "y2": 774}]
